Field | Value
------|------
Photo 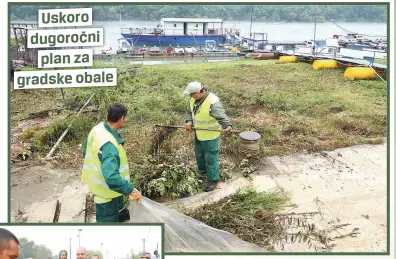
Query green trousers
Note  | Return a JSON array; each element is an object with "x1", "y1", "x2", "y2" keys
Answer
[
  {"x1": 194, "y1": 136, "x2": 220, "y2": 182},
  {"x1": 95, "y1": 195, "x2": 130, "y2": 223}
]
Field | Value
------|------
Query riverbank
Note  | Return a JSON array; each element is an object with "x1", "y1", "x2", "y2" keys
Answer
[{"x1": 11, "y1": 59, "x2": 387, "y2": 200}]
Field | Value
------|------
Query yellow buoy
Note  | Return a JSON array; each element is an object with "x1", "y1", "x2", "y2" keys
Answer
[
  {"x1": 279, "y1": 56, "x2": 297, "y2": 63},
  {"x1": 231, "y1": 47, "x2": 238, "y2": 52},
  {"x1": 344, "y1": 67, "x2": 377, "y2": 80},
  {"x1": 312, "y1": 60, "x2": 338, "y2": 70}
]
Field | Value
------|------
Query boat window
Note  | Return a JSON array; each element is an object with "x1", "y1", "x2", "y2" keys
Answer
[
  {"x1": 196, "y1": 24, "x2": 199, "y2": 27},
  {"x1": 173, "y1": 24, "x2": 177, "y2": 27}
]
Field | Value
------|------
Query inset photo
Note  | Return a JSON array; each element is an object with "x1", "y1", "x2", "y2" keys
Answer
[{"x1": 0, "y1": 225, "x2": 163, "y2": 259}]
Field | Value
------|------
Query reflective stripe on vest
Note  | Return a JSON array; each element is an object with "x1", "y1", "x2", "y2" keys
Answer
[
  {"x1": 190, "y1": 92, "x2": 222, "y2": 141},
  {"x1": 81, "y1": 122, "x2": 131, "y2": 204}
]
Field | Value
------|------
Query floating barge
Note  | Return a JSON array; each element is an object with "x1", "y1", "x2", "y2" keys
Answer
[
  {"x1": 94, "y1": 51, "x2": 239, "y2": 59},
  {"x1": 121, "y1": 18, "x2": 241, "y2": 46}
]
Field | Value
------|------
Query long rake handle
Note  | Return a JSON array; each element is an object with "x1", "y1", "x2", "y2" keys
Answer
[{"x1": 154, "y1": 124, "x2": 241, "y2": 133}]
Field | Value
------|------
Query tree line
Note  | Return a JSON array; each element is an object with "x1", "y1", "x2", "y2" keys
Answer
[{"x1": 11, "y1": 5, "x2": 387, "y2": 23}]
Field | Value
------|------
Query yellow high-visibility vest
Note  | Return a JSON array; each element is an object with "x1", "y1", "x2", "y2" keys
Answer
[
  {"x1": 81, "y1": 122, "x2": 130, "y2": 205},
  {"x1": 190, "y1": 92, "x2": 222, "y2": 141}
]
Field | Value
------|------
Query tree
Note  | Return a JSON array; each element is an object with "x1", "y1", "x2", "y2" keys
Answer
[
  {"x1": 34, "y1": 244, "x2": 52, "y2": 259},
  {"x1": 19, "y1": 238, "x2": 36, "y2": 259},
  {"x1": 10, "y1": 5, "x2": 387, "y2": 22},
  {"x1": 18, "y1": 237, "x2": 52, "y2": 259}
]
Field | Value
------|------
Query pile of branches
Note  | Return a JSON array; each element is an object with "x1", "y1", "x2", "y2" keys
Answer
[
  {"x1": 132, "y1": 149, "x2": 235, "y2": 201},
  {"x1": 185, "y1": 188, "x2": 359, "y2": 251},
  {"x1": 131, "y1": 154, "x2": 206, "y2": 200}
]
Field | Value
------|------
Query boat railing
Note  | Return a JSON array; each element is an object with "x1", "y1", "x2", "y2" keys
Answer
[
  {"x1": 121, "y1": 27, "x2": 162, "y2": 35},
  {"x1": 222, "y1": 28, "x2": 241, "y2": 36},
  {"x1": 122, "y1": 27, "x2": 240, "y2": 36}
]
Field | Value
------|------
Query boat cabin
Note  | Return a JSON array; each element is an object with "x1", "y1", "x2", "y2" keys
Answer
[{"x1": 159, "y1": 18, "x2": 224, "y2": 36}]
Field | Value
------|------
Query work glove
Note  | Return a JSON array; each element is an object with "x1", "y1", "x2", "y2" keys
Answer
[
  {"x1": 224, "y1": 126, "x2": 232, "y2": 136},
  {"x1": 129, "y1": 188, "x2": 142, "y2": 204},
  {"x1": 185, "y1": 123, "x2": 193, "y2": 134}
]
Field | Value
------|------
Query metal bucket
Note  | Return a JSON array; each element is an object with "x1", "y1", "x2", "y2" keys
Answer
[{"x1": 238, "y1": 131, "x2": 261, "y2": 156}]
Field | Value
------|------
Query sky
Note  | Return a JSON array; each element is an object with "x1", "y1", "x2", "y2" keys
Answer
[{"x1": 1, "y1": 225, "x2": 162, "y2": 259}]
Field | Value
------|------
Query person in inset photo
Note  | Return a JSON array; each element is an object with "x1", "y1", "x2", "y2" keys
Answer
[
  {"x1": 76, "y1": 247, "x2": 87, "y2": 259},
  {"x1": 59, "y1": 249, "x2": 68, "y2": 259},
  {"x1": 0, "y1": 228, "x2": 20, "y2": 259},
  {"x1": 140, "y1": 252, "x2": 151, "y2": 259}
]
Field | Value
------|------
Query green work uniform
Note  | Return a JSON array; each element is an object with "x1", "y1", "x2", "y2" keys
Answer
[
  {"x1": 82, "y1": 123, "x2": 133, "y2": 222},
  {"x1": 186, "y1": 90, "x2": 231, "y2": 182}
]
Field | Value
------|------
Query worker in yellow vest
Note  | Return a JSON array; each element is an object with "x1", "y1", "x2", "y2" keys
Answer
[
  {"x1": 81, "y1": 103, "x2": 142, "y2": 222},
  {"x1": 183, "y1": 82, "x2": 232, "y2": 192}
]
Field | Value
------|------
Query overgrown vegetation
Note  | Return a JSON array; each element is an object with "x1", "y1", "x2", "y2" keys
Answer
[
  {"x1": 185, "y1": 188, "x2": 359, "y2": 251},
  {"x1": 23, "y1": 116, "x2": 96, "y2": 155},
  {"x1": 11, "y1": 59, "x2": 387, "y2": 198}
]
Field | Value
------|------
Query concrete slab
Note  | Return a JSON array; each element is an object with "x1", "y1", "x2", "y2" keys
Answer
[
  {"x1": 324, "y1": 201, "x2": 364, "y2": 221},
  {"x1": 255, "y1": 157, "x2": 284, "y2": 177},
  {"x1": 58, "y1": 181, "x2": 89, "y2": 223},
  {"x1": 355, "y1": 244, "x2": 387, "y2": 252},
  {"x1": 260, "y1": 142, "x2": 387, "y2": 252},
  {"x1": 350, "y1": 198, "x2": 385, "y2": 219},
  {"x1": 330, "y1": 218, "x2": 386, "y2": 248},
  {"x1": 58, "y1": 196, "x2": 86, "y2": 223},
  {"x1": 368, "y1": 215, "x2": 387, "y2": 234},
  {"x1": 251, "y1": 175, "x2": 279, "y2": 192},
  {"x1": 26, "y1": 199, "x2": 58, "y2": 223},
  {"x1": 59, "y1": 181, "x2": 89, "y2": 200}
]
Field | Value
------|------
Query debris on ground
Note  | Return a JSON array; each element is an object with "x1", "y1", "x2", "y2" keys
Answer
[{"x1": 185, "y1": 188, "x2": 360, "y2": 252}]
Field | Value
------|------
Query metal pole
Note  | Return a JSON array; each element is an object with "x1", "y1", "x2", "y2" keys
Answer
[
  {"x1": 143, "y1": 239, "x2": 145, "y2": 254},
  {"x1": 69, "y1": 238, "x2": 71, "y2": 259},
  {"x1": 249, "y1": 5, "x2": 254, "y2": 39},
  {"x1": 313, "y1": 7, "x2": 317, "y2": 57},
  {"x1": 78, "y1": 229, "x2": 82, "y2": 247}
]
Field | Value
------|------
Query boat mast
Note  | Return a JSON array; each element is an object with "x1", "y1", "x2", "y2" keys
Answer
[
  {"x1": 119, "y1": 6, "x2": 122, "y2": 25},
  {"x1": 313, "y1": 6, "x2": 317, "y2": 57},
  {"x1": 249, "y1": 5, "x2": 254, "y2": 39}
]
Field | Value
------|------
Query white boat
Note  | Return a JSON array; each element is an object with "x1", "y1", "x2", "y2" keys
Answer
[{"x1": 116, "y1": 38, "x2": 134, "y2": 54}]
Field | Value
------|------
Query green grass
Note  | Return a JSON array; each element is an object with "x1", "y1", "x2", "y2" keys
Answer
[
  {"x1": 11, "y1": 59, "x2": 387, "y2": 194},
  {"x1": 374, "y1": 58, "x2": 387, "y2": 65}
]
